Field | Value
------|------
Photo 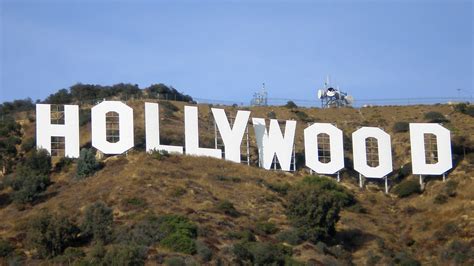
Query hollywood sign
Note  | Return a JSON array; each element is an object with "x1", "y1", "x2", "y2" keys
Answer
[{"x1": 36, "y1": 101, "x2": 452, "y2": 179}]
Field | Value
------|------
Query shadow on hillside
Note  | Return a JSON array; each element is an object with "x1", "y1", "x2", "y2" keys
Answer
[
  {"x1": 334, "y1": 228, "x2": 376, "y2": 251},
  {"x1": 32, "y1": 191, "x2": 59, "y2": 205},
  {"x1": 0, "y1": 193, "x2": 11, "y2": 208}
]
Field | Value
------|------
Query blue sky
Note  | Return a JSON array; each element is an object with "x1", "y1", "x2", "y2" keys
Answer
[{"x1": 1, "y1": 0, "x2": 472, "y2": 104}]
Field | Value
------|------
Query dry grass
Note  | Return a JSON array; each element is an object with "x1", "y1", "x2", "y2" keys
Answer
[{"x1": 1, "y1": 101, "x2": 473, "y2": 264}]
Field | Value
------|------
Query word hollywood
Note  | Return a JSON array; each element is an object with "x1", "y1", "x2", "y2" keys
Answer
[{"x1": 36, "y1": 101, "x2": 453, "y2": 179}]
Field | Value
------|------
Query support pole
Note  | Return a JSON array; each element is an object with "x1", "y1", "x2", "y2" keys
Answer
[
  {"x1": 337, "y1": 171, "x2": 340, "y2": 182},
  {"x1": 246, "y1": 124, "x2": 250, "y2": 166},
  {"x1": 442, "y1": 172, "x2": 446, "y2": 182},
  {"x1": 419, "y1": 175, "x2": 423, "y2": 186},
  {"x1": 384, "y1": 176, "x2": 388, "y2": 194},
  {"x1": 359, "y1": 174, "x2": 363, "y2": 188}
]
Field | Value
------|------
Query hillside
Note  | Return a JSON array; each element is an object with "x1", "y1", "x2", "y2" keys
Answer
[{"x1": 0, "y1": 98, "x2": 473, "y2": 265}]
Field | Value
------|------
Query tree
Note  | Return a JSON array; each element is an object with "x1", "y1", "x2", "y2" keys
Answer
[
  {"x1": 76, "y1": 148, "x2": 100, "y2": 179},
  {"x1": 81, "y1": 201, "x2": 114, "y2": 243},
  {"x1": 26, "y1": 211, "x2": 79, "y2": 258},
  {"x1": 285, "y1": 101, "x2": 298, "y2": 109},
  {"x1": 7, "y1": 149, "x2": 51, "y2": 204},
  {"x1": 0, "y1": 117, "x2": 22, "y2": 174},
  {"x1": 286, "y1": 176, "x2": 354, "y2": 243}
]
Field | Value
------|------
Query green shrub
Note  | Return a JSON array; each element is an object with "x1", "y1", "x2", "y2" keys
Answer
[
  {"x1": 102, "y1": 244, "x2": 147, "y2": 266},
  {"x1": 26, "y1": 211, "x2": 79, "y2": 258},
  {"x1": 76, "y1": 148, "x2": 101, "y2": 178},
  {"x1": 21, "y1": 137, "x2": 36, "y2": 153},
  {"x1": 7, "y1": 149, "x2": 52, "y2": 204},
  {"x1": 299, "y1": 176, "x2": 355, "y2": 207},
  {"x1": 0, "y1": 238, "x2": 14, "y2": 257},
  {"x1": 233, "y1": 241, "x2": 292, "y2": 265},
  {"x1": 9, "y1": 173, "x2": 50, "y2": 204},
  {"x1": 226, "y1": 230, "x2": 256, "y2": 242},
  {"x1": 54, "y1": 247, "x2": 85, "y2": 264},
  {"x1": 82, "y1": 201, "x2": 113, "y2": 243},
  {"x1": 276, "y1": 229, "x2": 303, "y2": 245},
  {"x1": 160, "y1": 232, "x2": 196, "y2": 254},
  {"x1": 285, "y1": 176, "x2": 353, "y2": 243},
  {"x1": 392, "y1": 179, "x2": 421, "y2": 198},
  {"x1": 267, "y1": 111, "x2": 277, "y2": 119},
  {"x1": 196, "y1": 241, "x2": 212, "y2": 262},
  {"x1": 439, "y1": 239, "x2": 474, "y2": 264},
  {"x1": 285, "y1": 101, "x2": 298, "y2": 109},
  {"x1": 393, "y1": 121, "x2": 409, "y2": 133},
  {"x1": 424, "y1": 111, "x2": 449, "y2": 123},
  {"x1": 149, "y1": 149, "x2": 170, "y2": 161},
  {"x1": 115, "y1": 214, "x2": 197, "y2": 249},
  {"x1": 255, "y1": 221, "x2": 278, "y2": 235},
  {"x1": 216, "y1": 200, "x2": 240, "y2": 217}
]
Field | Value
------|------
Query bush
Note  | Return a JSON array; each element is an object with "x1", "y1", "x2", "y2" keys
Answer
[
  {"x1": 7, "y1": 149, "x2": 51, "y2": 204},
  {"x1": 196, "y1": 241, "x2": 212, "y2": 262},
  {"x1": 255, "y1": 221, "x2": 278, "y2": 235},
  {"x1": 267, "y1": 111, "x2": 277, "y2": 119},
  {"x1": 21, "y1": 137, "x2": 36, "y2": 153},
  {"x1": 26, "y1": 211, "x2": 79, "y2": 258},
  {"x1": 233, "y1": 241, "x2": 292, "y2": 265},
  {"x1": 393, "y1": 121, "x2": 409, "y2": 133},
  {"x1": 54, "y1": 247, "x2": 85, "y2": 264},
  {"x1": 160, "y1": 232, "x2": 196, "y2": 254},
  {"x1": 263, "y1": 181, "x2": 290, "y2": 196},
  {"x1": 102, "y1": 244, "x2": 147, "y2": 266},
  {"x1": 82, "y1": 201, "x2": 113, "y2": 243},
  {"x1": 79, "y1": 109, "x2": 91, "y2": 126},
  {"x1": 226, "y1": 230, "x2": 256, "y2": 242},
  {"x1": 115, "y1": 214, "x2": 197, "y2": 251},
  {"x1": 149, "y1": 149, "x2": 170, "y2": 161},
  {"x1": 439, "y1": 239, "x2": 474, "y2": 264},
  {"x1": 286, "y1": 176, "x2": 353, "y2": 242},
  {"x1": 285, "y1": 101, "x2": 298, "y2": 109},
  {"x1": 0, "y1": 238, "x2": 14, "y2": 257},
  {"x1": 299, "y1": 176, "x2": 355, "y2": 207},
  {"x1": 392, "y1": 179, "x2": 421, "y2": 198},
  {"x1": 216, "y1": 200, "x2": 240, "y2": 217},
  {"x1": 276, "y1": 229, "x2": 303, "y2": 245},
  {"x1": 76, "y1": 148, "x2": 101, "y2": 178},
  {"x1": 424, "y1": 111, "x2": 449, "y2": 123}
]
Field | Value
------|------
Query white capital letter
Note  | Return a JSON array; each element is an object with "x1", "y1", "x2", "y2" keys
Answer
[
  {"x1": 410, "y1": 123, "x2": 452, "y2": 175},
  {"x1": 252, "y1": 118, "x2": 296, "y2": 171},
  {"x1": 352, "y1": 127, "x2": 393, "y2": 178},
  {"x1": 184, "y1": 106, "x2": 221, "y2": 158},
  {"x1": 145, "y1": 103, "x2": 183, "y2": 154},
  {"x1": 304, "y1": 123, "x2": 344, "y2": 174},
  {"x1": 211, "y1": 108, "x2": 250, "y2": 163},
  {"x1": 91, "y1": 101, "x2": 134, "y2": 154},
  {"x1": 36, "y1": 104, "x2": 80, "y2": 158}
]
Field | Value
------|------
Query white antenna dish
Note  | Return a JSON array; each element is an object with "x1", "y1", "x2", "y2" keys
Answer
[{"x1": 327, "y1": 90, "x2": 336, "y2": 97}]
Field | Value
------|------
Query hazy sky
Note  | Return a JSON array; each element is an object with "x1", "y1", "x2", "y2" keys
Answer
[{"x1": 1, "y1": 0, "x2": 472, "y2": 104}]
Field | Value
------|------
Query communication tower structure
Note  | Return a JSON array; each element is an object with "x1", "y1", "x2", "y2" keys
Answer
[
  {"x1": 317, "y1": 77, "x2": 354, "y2": 108},
  {"x1": 250, "y1": 83, "x2": 268, "y2": 106}
]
